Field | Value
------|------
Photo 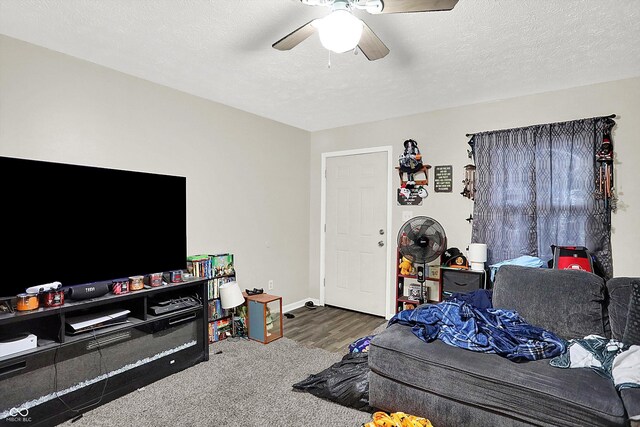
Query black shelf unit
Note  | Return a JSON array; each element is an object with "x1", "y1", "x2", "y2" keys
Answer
[
  {"x1": 0, "y1": 278, "x2": 209, "y2": 426},
  {"x1": 197, "y1": 253, "x2": 236, "y2": 343}
]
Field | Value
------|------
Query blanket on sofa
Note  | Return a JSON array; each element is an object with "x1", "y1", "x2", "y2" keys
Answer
[
  {"x1": 550, "y1": 335, "x2": 640, "y2": 391},
  {"x1": 389, "y1": 301, "x2": 566, "y2": 362}
]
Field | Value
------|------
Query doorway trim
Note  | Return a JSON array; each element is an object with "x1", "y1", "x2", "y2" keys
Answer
[{"x1": 320, "y1": 146, "x2": 394, "y2": 319}]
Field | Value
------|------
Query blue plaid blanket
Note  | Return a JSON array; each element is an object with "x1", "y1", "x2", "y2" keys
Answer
[{"x1": 389, "y1": 301, "x2": 566, "y2": 362}]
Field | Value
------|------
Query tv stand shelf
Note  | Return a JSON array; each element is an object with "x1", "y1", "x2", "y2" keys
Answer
[{"x1": 0, "y1": 278, "x2": 209, "y2": 426}]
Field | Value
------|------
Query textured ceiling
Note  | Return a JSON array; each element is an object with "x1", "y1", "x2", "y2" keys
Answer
[{"x1": 1, "y1": 0, "x2": 639, "y2": 131}]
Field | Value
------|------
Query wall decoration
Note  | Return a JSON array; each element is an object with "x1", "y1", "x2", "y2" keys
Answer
[
  {"x1": 461, "y1": 164, "x2": 476, "y2": 200},
  {"x1": 595, "y1": 131, "x2": 616, "y2": 219},
  {"x1": 398, "y1": 139, "x2": 423, "y2": 185},
  {"x1": 434, "y1": 165, "x2": 453, "y2": 193},
  {"x1": 397, "y1": 139, "x2": 431, "y2": 186},
  {"x1": 397, "y1": 186, "x2": 427, "y2": 206}
]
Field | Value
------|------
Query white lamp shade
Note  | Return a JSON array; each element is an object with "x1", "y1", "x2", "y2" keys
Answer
[
  {"x1": 468, "y1": 243, "x2": 488, "y2": 263},
  {"x1": 219, "y1": 281, "x2": 245, "y2": 309},
  {"x1": 313, "y1": 10, "x2": 363, "y2": 54}
]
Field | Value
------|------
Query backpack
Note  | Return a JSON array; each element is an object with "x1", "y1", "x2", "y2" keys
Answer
[{"x1": 549, "y1": 245, "x2": 594, "y2": 273}]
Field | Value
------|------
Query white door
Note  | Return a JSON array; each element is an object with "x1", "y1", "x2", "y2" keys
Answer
[{"x1": 324, "y1": 151, "x2": 388, "y2": 316}]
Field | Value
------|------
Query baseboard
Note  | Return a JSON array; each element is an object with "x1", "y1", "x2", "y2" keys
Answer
[{"x1": 282, "y1": 298, "x2": 321, "y2": 313}]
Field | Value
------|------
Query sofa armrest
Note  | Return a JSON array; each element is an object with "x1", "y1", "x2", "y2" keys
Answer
[{"x1": 622, "y1": 388, "x2": 640, "y2": 422}]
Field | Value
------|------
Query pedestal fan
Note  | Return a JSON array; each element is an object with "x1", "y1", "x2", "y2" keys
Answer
[{"x1": 397, "y1": 216, "x2": 447, "y2": 304}]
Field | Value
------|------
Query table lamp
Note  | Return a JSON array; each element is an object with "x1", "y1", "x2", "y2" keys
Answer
[{"x1": 219, "y1": 281, "x2": 245, "y2": 337}]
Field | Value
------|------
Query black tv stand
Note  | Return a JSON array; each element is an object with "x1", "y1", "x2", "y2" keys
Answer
[{"x1": 0, "y1": 278, "x2": 209, "y2": 426}]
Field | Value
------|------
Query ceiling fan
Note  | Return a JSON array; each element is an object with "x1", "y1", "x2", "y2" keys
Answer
[{"x1": 272, "y1": 0, "x2": 459, "y2": 61}]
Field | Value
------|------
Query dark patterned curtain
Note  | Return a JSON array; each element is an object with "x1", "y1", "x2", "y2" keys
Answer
[{"x1": 470, "y1": 117, "x2": 615, "y2": 278}]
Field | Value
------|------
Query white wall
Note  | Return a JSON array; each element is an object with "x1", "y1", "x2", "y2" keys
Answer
[
  {"x1": 3, "y1": 34, "x2": 638, "y2": 316},
  {"x1": 309, "y1": 78, "x2": 640, "y2": 309},
  {"x1": 0, "y1": 35, "x2": 311, "y2": 306}
]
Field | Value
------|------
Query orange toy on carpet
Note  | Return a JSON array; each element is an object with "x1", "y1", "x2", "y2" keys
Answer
[{"x1": 363, "y1": 411, "x2": 433, "y2": 427}]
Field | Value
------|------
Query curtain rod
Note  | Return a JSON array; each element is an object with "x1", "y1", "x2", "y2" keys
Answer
[{"x1": 465, "y1": 114, "x2": 616, "y2": 138}]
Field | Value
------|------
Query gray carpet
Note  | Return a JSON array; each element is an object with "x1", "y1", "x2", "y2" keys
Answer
[{"x1": 67, "y1": 337, "x2": 374, "y2": 427}]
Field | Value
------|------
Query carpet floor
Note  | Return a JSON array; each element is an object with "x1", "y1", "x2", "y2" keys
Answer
[{"x1": 67, "y1": 337, "x2": 374, "y2": 427}]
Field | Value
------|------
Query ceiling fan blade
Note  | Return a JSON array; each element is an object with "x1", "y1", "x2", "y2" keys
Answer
[
  {"x1": 272, "y1": 20, "x2": 317, "y2": 51},
  {"x1": 358, "y1": 22, "x2": 389, "y2": 61},
  {"x1": 378, "y1": 0, "x2": 458, "y2": 14}
]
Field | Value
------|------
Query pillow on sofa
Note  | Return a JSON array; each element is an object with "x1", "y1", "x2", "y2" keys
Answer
[
  {"x1": 623, "y1": 281, "x2": 640, "y2": 345},
  {"x1": 493, "y1": 265, "x2": 607, "y2": 340}
]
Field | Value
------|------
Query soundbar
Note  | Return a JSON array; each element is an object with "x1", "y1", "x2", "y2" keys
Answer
[{"x1": 65, "y1": 282, "x2": 110, "y2": 300}]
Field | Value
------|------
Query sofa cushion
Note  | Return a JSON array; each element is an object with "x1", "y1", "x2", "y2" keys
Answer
[
  {"x1": 492, "y1": 265, "x2": 608, "y2": 339},
  {"x1": 370, "y1": 371, "x2": 535, "y2": 427},
  {"x1": 621, "y1": 388, "x2": 640, "y2": 421},
  {"x1": 369, "y1": 323, "x2": 626, "y2": 427},
  {"x1": 624, "y1": 281, "x2": 640, "y2": 345},
  {"x1": 607, "y1": 277, "x2": 636, "y2": 340}
]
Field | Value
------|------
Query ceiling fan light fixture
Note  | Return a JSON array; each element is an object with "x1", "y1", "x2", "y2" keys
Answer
[{"x1": 313, "y1": 9, "x2": 363, "y2": 54}]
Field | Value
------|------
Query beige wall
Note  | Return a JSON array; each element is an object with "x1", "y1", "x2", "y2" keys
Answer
[
  {"x1": 2, "y1": 34, "x2": 638, "y2": 315},
  {"x1": 0, "y1": 35, "x2": 311, "y2": 306},
  {"x1": 309, "y1": 77, "x2": 640, "y2": 309}
]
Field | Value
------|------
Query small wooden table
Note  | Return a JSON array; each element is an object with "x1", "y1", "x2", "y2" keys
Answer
[{"x1": 245, "y1": 293, "x2": 283, "y2": 344}]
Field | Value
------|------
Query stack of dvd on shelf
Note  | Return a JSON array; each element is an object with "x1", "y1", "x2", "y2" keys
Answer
[
  {"x1": 208, "y1": 318, "x2": 232, "y2": 342},
  {"x1": 186, "y1": 255, "x2": 214, "y2": 279},
  {"x1": 207, "y1": 299, "x2": 229, "y2": 321},
  {"x1": 187, "y1": 254, "x2": 235, "y2": 281},
  {"x1": 207, "y1": 276, "x2": 235, "y2": 300}
]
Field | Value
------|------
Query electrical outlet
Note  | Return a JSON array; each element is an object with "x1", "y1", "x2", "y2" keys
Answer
[
  {"x1": 402, "y1": 211, "x2": 413, "y2": 222},
  {"x1": 268, "y1": 280, "x2": 274, "y2": 290}
]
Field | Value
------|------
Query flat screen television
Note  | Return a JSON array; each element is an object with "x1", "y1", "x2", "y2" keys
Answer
[{"x1": 0, "y1": 156, "x2": 187, "y2": 298}]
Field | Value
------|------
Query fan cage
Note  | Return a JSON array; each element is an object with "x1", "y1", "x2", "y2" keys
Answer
[{"x1": 397, "y1": 216, "x2": 447, "y2": 264}]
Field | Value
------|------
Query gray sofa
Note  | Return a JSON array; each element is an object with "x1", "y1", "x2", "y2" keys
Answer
[{"x1": 369, "y1": 265, "x2": 638, "y2": 426}]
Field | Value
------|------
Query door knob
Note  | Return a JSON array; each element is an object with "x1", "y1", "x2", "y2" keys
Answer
[
  {"x1": 378, "y1": 241, "x2": 385, "y2": 247},
  {"x1": 379, "y1": 229, "x2": 385, "y2": 235}
]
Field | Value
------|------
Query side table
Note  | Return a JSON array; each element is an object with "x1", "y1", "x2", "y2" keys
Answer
[{"x1": 246, "y1": 293, "x2": 283, "y2": 344}]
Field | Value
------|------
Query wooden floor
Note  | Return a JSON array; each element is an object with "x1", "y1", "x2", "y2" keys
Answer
[{"x1": 284, "y1": 305, "x2": 386, "y2": 353}]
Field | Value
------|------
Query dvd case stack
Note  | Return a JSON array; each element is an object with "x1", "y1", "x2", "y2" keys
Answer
[
  {"x1": 207, "y1": 299, "x2": 229, "y2": 321},
  {"x1": 207, "y1": 276, "x2": 235, "y2": 300},
  {"x1": 208, "y1": 318, "x2": 231, "y2": 343},
  {"x1": 187, "y1": 254, "x2": 235, "y2": 280},
  {"x1": 186, "y1": 254, "x2": 213, "y2": 279}
]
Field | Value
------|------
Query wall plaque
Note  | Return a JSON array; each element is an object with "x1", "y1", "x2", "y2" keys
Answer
[
  {"x1": 434, "y1": 165, "x2": 453, "y2": 193},
  {"x1": 397, "y1": 186, "x2": 428, "y2": 206}
]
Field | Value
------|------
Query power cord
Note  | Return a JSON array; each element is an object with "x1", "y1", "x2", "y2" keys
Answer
[{"x1": 53, "y1": 311, "x2": 109, "y2": 421}]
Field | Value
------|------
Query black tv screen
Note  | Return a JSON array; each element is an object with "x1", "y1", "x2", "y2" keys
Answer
[{"x1": 0, "y1": 156, "x2": 187, "y2": 297}]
